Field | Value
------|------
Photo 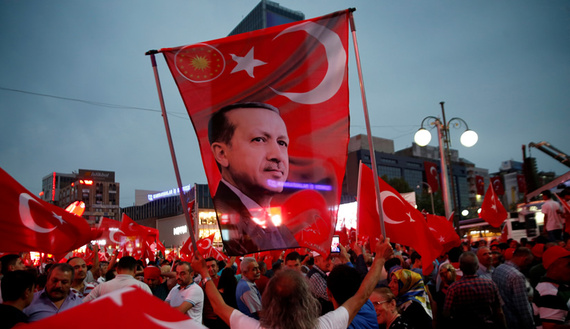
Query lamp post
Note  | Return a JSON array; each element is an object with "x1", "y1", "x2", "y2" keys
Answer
[
  {"x1": 417, "y1": 182, "x2": 435, "y2": 215},
  {"x1": 414, "y1": 102, "x2": 478, "y2": 232}
]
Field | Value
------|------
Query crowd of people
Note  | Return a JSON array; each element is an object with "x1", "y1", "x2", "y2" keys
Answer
[{"x1": 1, "y1": 231, "x2": 570, "y2": 328}]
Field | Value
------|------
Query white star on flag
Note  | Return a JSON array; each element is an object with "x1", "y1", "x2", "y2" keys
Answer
[
  {"x1": 407, "y1": 212, "x2": 415, "y2": 222},
  {"x1": 52, "y1": 212, "x2": 65, "y2": 225},
  {"x1": 230, "y1": 47, "x2": 267, "y2": 78},
  {"x1": 439, "y1": 236, "x2": 445, "y2": 243},
  {"x1": 93, "y1": 286, "x2": 136, "y2": 307}
]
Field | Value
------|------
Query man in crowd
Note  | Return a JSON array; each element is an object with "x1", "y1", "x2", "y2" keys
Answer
[
  {"x1": 83, "y1": 256, "x2": 152, "y2": 302},
  {"x1": 201, "y1": 257, "x2": 225, "y2": 328},
  {"x1": 0, "y1": 270, "x2": 36, "y2": 326},
  {"x1": 209, "y1": 102, "x2": 299, "y2": 254},
  {"x1": 191, "y1": 235, "x2": 394, "y2": 329},
  {"x1": 443, "y1": 251, "x2": 506, "y2": 328},
  {"x1": 410, "y1": 251, "x2": 423, "y2": 276},
  {"x1": 0, "y1": 254, "x2": 26, "y2": 303},
  {"x1": 492, "y1": 247, "x2": 535, "y2": 329},
  {"x1": 308, "y1": 251, "x2": 334, "y2": 315},
  {"x1": 67, "y1": 257, "x2": 96, "y2": 299},
  {"x1": 165, "y1": 261, "x2": 203, "y2": 323},
  {"x1": 24, "y1": 263, "x2": 83, "y2": 321},
  {"x1": 235, "y1": 257, "x2": 262, "y2": 319},
  {"x1": 143, "y1": 265, "x2": 176, "y2": 301},
  {"x1": 532, "y1": 245, "x2": 570, "y2": 328},
  {"x1": 327, "y1": 264, "x2": 378, "y2": 329},
  {"x1": 476, "y1": 246, "x2": 494, "y2": 278},
  {"x1": 542, "y1": 190, "x2": 565, "y2": 242},
  {"x1": 285, "y1": 251, "x2": 302, "y2": 272}
]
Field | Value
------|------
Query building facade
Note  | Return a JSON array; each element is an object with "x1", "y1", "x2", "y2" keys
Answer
[{"x1": 228, "y1": 0, "x2": 304, "y2": 36}]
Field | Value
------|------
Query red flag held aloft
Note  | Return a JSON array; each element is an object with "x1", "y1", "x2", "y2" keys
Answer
[
  {"x1": 0, "y1": 168, "x2": 98, "y2": 260},
  {"x1": 357, "y1": 163, "x2": 442, "y2": 271},
  {"x1": 480, "y1": 183, "x2": 508, "y2": 228},
  {"x1": 426, "y1": 214, "x2": 461, "y2": 254},
  {"x1": 158, "y1": 10, "x2": 350, "y2": 257}
]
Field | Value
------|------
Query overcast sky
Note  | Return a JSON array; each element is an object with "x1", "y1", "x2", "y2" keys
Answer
[{"x1": 1, "y1": 0, "x2": 569, "y2": 207}]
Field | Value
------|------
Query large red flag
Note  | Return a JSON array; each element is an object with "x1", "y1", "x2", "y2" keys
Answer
[
  {"x1": 424, "y1": 161, "x2": 439, "y2": 193},
  {"x1": 180, "y1": 234, "x2": 215, "y2": 260},
  {"x1": 20, "y1": 286, "x2": 206, "y2": 329},
  {"x1": 357, "y1": 163, "x2": 442, "y2": 270},
  {"x1": 475, "y1": 175, "x2": 485, "y2": 195},
  {"x1": 0, "y1": 168, "x2": 98, "y2": 260},
  {"x1": 480, "y1": 184, "x2": 508, "y2": 227},
  {"x1": 158, "y1": 10, "x2": 350, "y2": 257},
  {"x1": 490, "y1": 176, "x2": 505, "y2": 195},
  {"x1": 426, "y1": 214, "x2": 461, "y2": 254}
]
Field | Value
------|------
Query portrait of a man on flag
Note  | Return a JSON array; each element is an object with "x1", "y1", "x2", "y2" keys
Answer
[{"x1": 158, "y1": 9, "x2": 351, "y2": 256}]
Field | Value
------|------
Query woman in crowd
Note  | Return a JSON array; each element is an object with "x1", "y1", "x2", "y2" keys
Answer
[
  {"x1": 388, "y1": 267, "x2": 433, "y2": 329},
  {"x1": 370, "y1": 287, "x2": 413, "y2": 328}
]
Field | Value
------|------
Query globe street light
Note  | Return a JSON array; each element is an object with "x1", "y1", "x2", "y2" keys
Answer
[{"x1": 414, "y1": 102, "x2": 478, "y2": 232}]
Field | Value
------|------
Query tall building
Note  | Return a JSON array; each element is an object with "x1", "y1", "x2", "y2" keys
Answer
[
  {"x1": 40, "y1": 169, "x2": 120, "y2": 222},
  {"x1": 228, "y1": 0, "x2": 305, "y2": 36}
]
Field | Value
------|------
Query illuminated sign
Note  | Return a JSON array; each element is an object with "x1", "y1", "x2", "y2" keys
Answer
[
  {"x1": 148, "y1": 184, "x2": 193, "y2": 202},
  {"x1": 173, "y1": 225, "x2": 188, "y2": 236}
]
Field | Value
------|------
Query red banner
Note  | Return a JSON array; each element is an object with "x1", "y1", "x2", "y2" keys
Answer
[
  {"x1": 480, "y1": 184, "x2": 508, "y2": 228},
  {"x1": 0, "y1": 168, "x2": 99, "y2": 260},
  {"x1": 357, "y1": 163, "x2": 442, "y2": 272},
  {"x1": 426, "y1": 214, "x2": 461, "y2": 254},
  {"x1": 517, "y1": 174, "x2": 526, "y2": 193},
  {"x1": 490, "y1": 176, "x2": 505, "y2": 195},
  {"x1": 424, "y1": 161, "x2": 439, "y2": 193},
  {"x1": 159, "y1": 10, "x2": 350, "y2": 257},
  {"x1": 475, "y1": 175, "x2": 485, "y2": 195}
]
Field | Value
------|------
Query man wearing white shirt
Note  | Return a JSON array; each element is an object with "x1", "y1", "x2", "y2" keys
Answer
[{"x1": 165, "y1": 261, "x2": 203, "y2": 323}]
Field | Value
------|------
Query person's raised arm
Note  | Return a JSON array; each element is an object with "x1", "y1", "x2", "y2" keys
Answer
[
  {"x1": 341, "y1": 236, "x2": 393, "y2": 324},
  {"x1": 192, "y1": 253, "x2": 235, "y2": 326}
]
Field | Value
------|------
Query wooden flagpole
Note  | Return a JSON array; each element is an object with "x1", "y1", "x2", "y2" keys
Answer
[
  {"x1": 348, "y1": 11, "x2": 387, "y2": 237},
  {"x1": 146, "y1": 50, "x2": 197, "y2": 253}
]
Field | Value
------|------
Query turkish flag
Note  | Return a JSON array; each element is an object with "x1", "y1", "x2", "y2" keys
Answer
[
  {"x1": 426, "y1": 214, "x2": 461, "y2": 254},
  {"x1": 480, "y1": 184, "x2": 508, "y2": 228},
  {"x1": 211, "y1": 247, "x2": 229, "y2": 262},
  {"x1": 20, "y1": 286, "x2": 207, "y2": 329},
  {"x1": 0, "y1": 168, "x2": 98, "y2": 260},
  {"x1": 97, "y1": 217, "x2": 123, "y2": 249},
  {"x1": 357, "y1": 163, "x2": 442, "y2": 271},
  {"x1": 424, "y1": 161, "x2": 439, "y2": 193},
  {"x1": 517, "y1": 174, "x2": 527, "y2": 193},
  {"x1": 181, "y1": 234, "x2": 215, "y2": 260},
  {"x1": 490, "y1": 176, "x2": 505, "y2": 195},
  {"x1": 475, "y1": 175, "x2": 485, "y2": 195},
  {"x1": 159, "y1": 10, "x2": 350, "y2": 257}
]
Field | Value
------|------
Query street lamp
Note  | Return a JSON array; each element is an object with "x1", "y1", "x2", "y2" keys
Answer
[
  {"x1": 414, "y1": 102, "x2": 478, "y2": 232},
  {"x1": 417, "y1": 182, "x2": 435, "y2": 215}
]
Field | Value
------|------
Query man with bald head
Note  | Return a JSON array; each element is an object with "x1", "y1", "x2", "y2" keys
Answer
[{"x1": 209, "y1": 102, "x2": 298, "y2": 254}]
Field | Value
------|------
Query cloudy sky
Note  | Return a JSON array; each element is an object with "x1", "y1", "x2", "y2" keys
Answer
[{"x1": 1, "y1": 0, "x2": 569, "y2": 207}]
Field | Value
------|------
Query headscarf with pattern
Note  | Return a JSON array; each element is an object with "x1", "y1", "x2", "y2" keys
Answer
[{"x1": 391, "y1": 268, "x2": 432, "y2": 318}]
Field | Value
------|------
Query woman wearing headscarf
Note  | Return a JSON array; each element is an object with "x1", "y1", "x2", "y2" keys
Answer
[{"x1": 388, "y1": 267, "x2": 433, "y2": 329}]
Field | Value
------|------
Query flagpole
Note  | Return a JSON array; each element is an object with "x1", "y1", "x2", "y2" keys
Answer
[
  {"x1": 349, "y1": 11, "x2": 386, "y2": 237},
  {"x1": 146, "y1": 50, "x2": 197, "y2": 253}
]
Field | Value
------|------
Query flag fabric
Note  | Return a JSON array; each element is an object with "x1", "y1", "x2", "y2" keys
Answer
[
  {"x1": 21, "y1": 286, "x2": 207, "y2": 329},
  {"x1": 119, "y1": 214, "x2": 159, "y2": 260},
  {"x1": 517, "y1": 174, "x2": 527, "y2": 193},
  {"x1": 475, "y1": 175, "x2": 485, "y2": 195},
  {"x1": 97, "y1": 217, "x2": 124, "y2": 249},
  {"x1": 181, "y1": 234, "x2": 216, "y2": 260},
  {"x1": 0, "y1": 168, "x2": 98, "y2": 260},
  {"x1": 357, "y1": 163, "x2": 443, "y2": 271},
  {"x1": 490, "y1": 176, "x2": 505, "y2": 195},
  {"x1": 424, "y1": 161, "x2": 439, "y2": 193},
  {"x1": 158, "y1": 10, "x2": 350, "y2": 257},
  {"x1": 426, "y1": 214, "x2": 461, "y2": 254},
  {"x1": 480, "y1": 184, "x2": 508, "y2": 228}
]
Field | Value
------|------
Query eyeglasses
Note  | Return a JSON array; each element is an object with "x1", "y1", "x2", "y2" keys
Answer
[{"x1": 372, "y1": 300, "x2": 389, "y2": 306}]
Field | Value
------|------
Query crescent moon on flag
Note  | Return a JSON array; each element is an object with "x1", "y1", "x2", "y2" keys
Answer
[
  {"x1": 379, "y1": 191, "x2": 406, "y2": 224},
  {"x1": 19, "y1": 193, "x2": 56, "y2": 233},
  {"x1": 109, "y1": 229, "x2": 125, "y2": 244},
  {"x1": 493, "y1": 180, "x2": 501, "y2": 189},
  {"x1": 200, "y1": 238, "x2": 212, "y2": 250},
  {"x1": 144, "y1": 314, "x2": 198, "y2": 329},
  {"x1": 477, "y1": 178, "x2": 483, "y2": 185},
  {"x1": 430, "y1": 166, "x2": 438, "y2": 177},
  {"x1": 270, "y1": 21, "x2": 346, "y2": 105}
]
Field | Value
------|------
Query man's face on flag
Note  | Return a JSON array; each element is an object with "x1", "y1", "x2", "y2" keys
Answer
[{"x1": 217, "y1": 107, "x2": 289, "y2": 198}]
